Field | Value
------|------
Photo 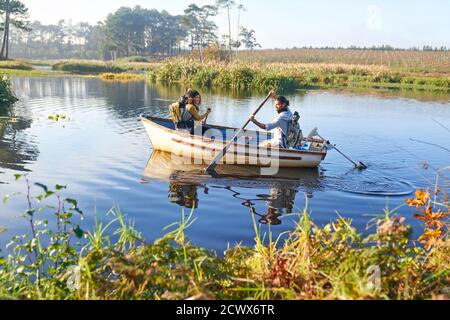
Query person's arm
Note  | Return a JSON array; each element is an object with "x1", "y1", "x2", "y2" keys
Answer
[
  {"x1": 250, "y1": 115, "x2": 267, "y2": 130},
  {"x1": 187, "y1": 105, "x2": 211, "y2": 121}
]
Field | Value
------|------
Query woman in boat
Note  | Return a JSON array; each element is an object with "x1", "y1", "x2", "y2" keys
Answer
[
  {"x1": 179, "y1": 90, "x2": 211, "y2": 133},
  {"x1": 250, "y1": 96, "x2": 293, "y2": 148}
]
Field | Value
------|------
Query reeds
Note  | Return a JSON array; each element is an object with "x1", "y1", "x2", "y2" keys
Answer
[{"x1": 148, "y1": 58, "x2": 450, "y2": 93}]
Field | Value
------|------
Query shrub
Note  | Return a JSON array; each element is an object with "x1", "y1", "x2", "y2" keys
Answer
[{"x1": 0, "y1": 76, "x2": 18, "y2": 107}]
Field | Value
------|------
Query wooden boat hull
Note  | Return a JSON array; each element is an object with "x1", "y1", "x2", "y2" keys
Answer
[{"x1": 140, "y1": 116, "x2": 327, "y2": 169}]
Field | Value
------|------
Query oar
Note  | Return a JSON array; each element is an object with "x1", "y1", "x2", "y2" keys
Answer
[
  {"x1": 308, "y1": 127, "x2": 368, "y2": 170},
  {"x1": 206, "y1": 90, "x2": 275, "y2": 175}
]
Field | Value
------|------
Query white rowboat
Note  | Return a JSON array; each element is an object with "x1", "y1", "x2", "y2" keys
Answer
[{"x1": 140, "y1": 116, "x2": 328, "y2": 169}]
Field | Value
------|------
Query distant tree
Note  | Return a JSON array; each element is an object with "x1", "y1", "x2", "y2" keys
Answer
[
  {"x1": 182, "y1": 4, "x2": 218, "y2": 62},
  {"x1": 0, "y1": 0, "x2": 30, "y2": 59},
  {"x1": 239, "y1": 27, "x2": 261, "y2": 50},
  {"x1": 216, "y1": 0, "x2": 235, "y2": 59},
  {"x1": 235, "y1": 3, "x2": 245, "y2": 58}
]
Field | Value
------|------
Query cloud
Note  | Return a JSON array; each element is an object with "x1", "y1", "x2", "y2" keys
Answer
[{"x1": 367, "y1": 5, "x2": 382, "y2": 31}]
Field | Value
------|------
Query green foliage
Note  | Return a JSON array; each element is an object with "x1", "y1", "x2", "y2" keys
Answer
[
  {"x1": 0, "y1": 59, "x2": 32, "y2": 70},
  {"x1": 0, "y1": 178, "x2": 449, "y2": 300},
  {"x1": 52, "y1": 60, "x2": 125, "y2": 74},
  {"x1": 0, "y1": 75, "x2": 18, "y2": 107},
  {"x1": 148, "y1": 58, "x2": 450, "y2": 93}
]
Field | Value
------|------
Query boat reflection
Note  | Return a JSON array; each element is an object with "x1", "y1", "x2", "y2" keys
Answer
[{"x1": 143, "y1": 151, "x2": 325, "y2": 225}]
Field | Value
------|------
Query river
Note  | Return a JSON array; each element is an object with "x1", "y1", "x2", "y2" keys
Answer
[{"x1": 0, "y1": 76, "x2": 449, "y2": 252}]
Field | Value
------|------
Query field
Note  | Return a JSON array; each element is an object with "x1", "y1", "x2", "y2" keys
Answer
[{"x1": 237, "y1": 49, "x2": 450, "y2": 75}]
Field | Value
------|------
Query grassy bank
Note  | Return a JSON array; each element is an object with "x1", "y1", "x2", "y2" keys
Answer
[
  {"x1": 51, "y1": 57, "x2": 159, "y2": 74},
  {"x1": 0, "y1": 177, "x2": 448, "y2": 300},
  {"x1": 52, "y1": 60, "x2": 127, "y2": 74},
  {"x1": 0, "y1": 76, "x2": 18, "y2": 107},
  {"x1": 0, "y1": 59, "x2": 33, "y2": 71},
  {"x1": 148, "y1": 58, "x2": 450, "y2": 93}
]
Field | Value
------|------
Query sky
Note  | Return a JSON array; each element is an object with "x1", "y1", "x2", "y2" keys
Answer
[{"x1": 20, "y1": 0, "x2": 450, "y2": 49}]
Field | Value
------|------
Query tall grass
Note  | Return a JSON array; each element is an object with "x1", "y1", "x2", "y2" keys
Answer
[{"x1": 148, "y1": 58, "x2": 450, "y2": 93}]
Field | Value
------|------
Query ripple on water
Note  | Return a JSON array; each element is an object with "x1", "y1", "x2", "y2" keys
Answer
[{"x1": 326, "y1": 169, "x2": 416, "y2": 197}]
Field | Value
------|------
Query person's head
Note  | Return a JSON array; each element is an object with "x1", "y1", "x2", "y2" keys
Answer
[
  {"x1": 188, "y1": 90, "x2": 201, "y2": 106},
  {"x1": 275, "y1": 96, "x2": 289, "y2": 113}
]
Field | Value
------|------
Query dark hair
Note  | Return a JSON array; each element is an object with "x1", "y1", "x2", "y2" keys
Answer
[
  {"x1": 187, "y1": 90, "x2": 201, "y2": 105},
  {"x1": 276, "y1": 96, "x2": 290, "y2": 107},
  {"x1": 188, "y1": 90, "x2": 200, "y2": 99}
]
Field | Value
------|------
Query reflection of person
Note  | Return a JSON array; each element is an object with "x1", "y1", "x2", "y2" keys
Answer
[
  {"x1": 169, "y1": 183, "x2": 199, "y2": 209},
  {"x1": 245, "y1": 186, "x2": 297, "y2": 226},
  {"x1": 250, "y1": 96, "x2": 293, "y2": 149},
  {"x1": 267, "y1": 186, "x2": 296, "y2": 215}
]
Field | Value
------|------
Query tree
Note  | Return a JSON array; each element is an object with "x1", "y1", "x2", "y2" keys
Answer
[
  {"x1": 182, "y1": 4, "x2": 218, "y2": 62},
  {"x1": 235, "y1": 3, "x2": 246, "y2": 58},
  {"x1": 0, "y1": 0, "x2": 30, "y2": 59},
  {"x1": 239, "y1": 27, "x2": 261, "y2": 50},
  {"x1": 216, "y1": 0, "x2": 235, "y2": 60}
]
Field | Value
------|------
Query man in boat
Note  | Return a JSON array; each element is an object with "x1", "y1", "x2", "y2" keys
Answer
[
  {"x1": 179, "y1": 90, "x2": 211, "y2": 133},
  {"x1": 250, "y1": 95, "x2": 293, "y2": 149}
]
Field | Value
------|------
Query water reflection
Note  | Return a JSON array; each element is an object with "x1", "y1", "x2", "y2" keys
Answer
[
  {"x1": 143, "y1": 151, "x2": 324, "y2": 225},
  {"x1": 0, "y1": 111, "x2": 38, "y2": 173}
]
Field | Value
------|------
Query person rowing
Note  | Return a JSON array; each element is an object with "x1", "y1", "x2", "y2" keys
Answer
[{"x1": 250, "y1": 95, "x2": 294, "y2": 149}]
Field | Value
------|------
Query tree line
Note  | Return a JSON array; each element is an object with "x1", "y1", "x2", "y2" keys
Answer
[{"x1": 3, "y1": 0, "x2": 261, "y2": 61}]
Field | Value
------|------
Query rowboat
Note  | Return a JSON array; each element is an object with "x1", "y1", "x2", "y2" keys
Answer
[{"x1": 140, "y1": 116, "x2": 328, "y2": 170}]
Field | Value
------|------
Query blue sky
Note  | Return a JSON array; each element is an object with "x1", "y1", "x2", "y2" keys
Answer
[{"x1": 21, "y1": 0, "x2": 450, "y2": 49}]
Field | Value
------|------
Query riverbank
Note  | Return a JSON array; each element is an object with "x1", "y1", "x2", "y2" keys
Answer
[
  {"x1": 148, "y1": 58, "x2": 450, "y2": 93},
  {"x1": 0, "y1": 178, "x2": 448, "y2": 300},
  {"x1": 1, "y1": 58, "x2": 450, "y2": 93}
]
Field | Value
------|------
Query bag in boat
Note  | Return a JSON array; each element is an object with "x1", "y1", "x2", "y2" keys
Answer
[
  {"x1": 169, "y1": 95, "x2": 189, "y2": 127},
  {"x1": 287, "y1": 111, "x2": 303, "y2": 148}
]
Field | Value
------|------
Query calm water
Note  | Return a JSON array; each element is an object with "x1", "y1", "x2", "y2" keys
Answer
[{"x1": 0, "y1": 77, "x2": 449, "y2": 252}]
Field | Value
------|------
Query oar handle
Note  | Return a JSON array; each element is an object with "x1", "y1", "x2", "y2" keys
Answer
[{"x1": 206, "y1": 90, "x2": 275, "y2": 173}]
